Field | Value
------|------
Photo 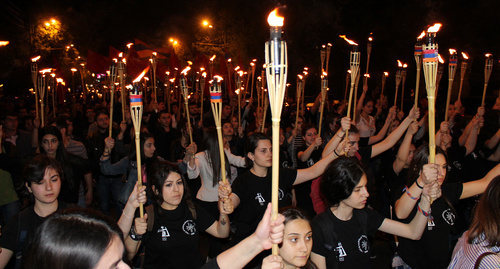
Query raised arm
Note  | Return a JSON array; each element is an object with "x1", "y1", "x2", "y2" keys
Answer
[
  {"x1": 460, "y1": 162, "x2": 500, "y2": 199},
  {"x1": 117, "y1": 182, "x2": 147, "y2": 236},
  {"x1": 484, "y1": 128, "x2": 500, "y2": 150},
  {"x1": 368, "y1": 106, "x2": 396, "y2": 145},
  {"x1": 295, "y1": 144, "x2": 345, "y2": 185},
  {"x1": 371, "y1": 106, "x2": 419, "y2": 158},
  {"x1": 355, "y1": 84, "x2": 369, "y2": 123},
  {"x1": 298, "y1": 137, "x2": 322, "y2": 162},
  {"x1": 393, "y1": 122, "x2": 418, "y2": 174},
  {"x1": 322, "y1": 117, "x2": 350, "y2": 158},
  {"x1": 205, "y1": 181, "x2": 233, "y2": 238}
]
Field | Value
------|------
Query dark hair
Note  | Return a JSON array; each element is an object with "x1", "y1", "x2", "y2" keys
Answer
[
  {"x1": 147, "y1": 161, "x2": 196, "y2": 218},
  {"x1": 348, "y1": 124, "x2": 359, "y2": 135},
  {"x1": 203, "y1": 128, "x2": 231, "y2": 187},
  {"x1": 320, "y1": 156, "x2": 365, "y2": 207},
  {"x1": 22, "y1": 208, "x2": 124, "y2": 269},
  {"x1": 55, "y1": 115, "x2": 72, "y2": 130},
  {"x1": 362, "y1": 97, "x2": 374, "y2": 107},
  {"x1": 406, "y1": 145, "x2": 447, "y2": 186},
  {"x1": 468, "y1": 175, "x2": 500, "y2": 247},
  {"x1": 129, "y1": 132, "x2": 157, "y2": 161},
  {"x1": 301, "y1": 123, "x2": 317, "y2": 138},
  {"x1": 245, "y1": 132, "x2": 271, "y2": 167},
  {"x1": 38, "y1": 126, "x2": 65, "y2": 159},
  {"x1": 21, "y1": 155, "x2": 63, "y2": 202}
]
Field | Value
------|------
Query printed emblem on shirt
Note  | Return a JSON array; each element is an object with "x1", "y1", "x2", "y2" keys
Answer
[
  {"x1": 452, "y1": 161, "x2": 462, "y2": 170},
  {"x1": 157, "y1": 226, "x2": 170, "y2": 241},
  {"x1": 182, "y1": 220, "x2": 197, "y2": 235},
  {"x1": 337, "y1": 242, "x2": 347, "y2": 261},
  {"x1": 357, "y1": 235, "x2": 369, "y2": 253},
  {"x1": 255, "y1": 193, "x2": 266, "y2": 205},
  {"x1": 306, "y1": 158, "x2": 315, "y2": 167},
  {"x1": 278, "y1": 188, "x2": 284, "y2": 200},
  {"x1": 442, "y1": 209, "x2": 455, "y2": 226}
]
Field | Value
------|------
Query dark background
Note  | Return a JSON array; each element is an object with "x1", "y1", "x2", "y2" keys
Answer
[{"x1": 1, "y1": 0, "x2": 499, "y2": 109}]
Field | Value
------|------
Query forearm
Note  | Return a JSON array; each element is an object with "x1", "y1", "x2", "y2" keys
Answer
[
  {"x1": 298, "y1": 144, "x2": 315, "y2": 162},
  {"x1": 216, "y1": 214, "x2": 231, "y2": 238},
  {"x1": 394, "y1": 178, "x2": 424, "y2": 219},
  {"x1": 458, "y1": 120, "x2": 474, "y2": 146},
  {"x1": 322, "y1": 129, "x2": 344, "y2": 158},
  {"x1": 464, "y1": 125, "x2": 479, "y2": 155},
  {"x1": 406, "y1": 197, "x2": 431, "y2": 240},
  {"x1": 118, "y1": 203, "x2": 137, "y2": 236},
  {"x1": 369, "y1": 118, "x2": 390, "y2": 145},
  {"x1": 215, "y1": 234, "x2": 264, "y2": 269},
  {"x1": 393, "y1": 132, "x2": 413, "y2": 174},
  {"x1": 124, "y1": 236, "x2": 141, "y2": 260},
  {"x1": 484, "y1": 129, "x2": 500, "y2": 149},
  {"x1": 84, "y1": 172, "x2": 93, "y2": 195}
]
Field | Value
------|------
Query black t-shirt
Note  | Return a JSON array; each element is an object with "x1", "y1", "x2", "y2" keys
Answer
[
  {"x1": 231, "y1": 167, "x2": 297, "y2": 243},
  {"x1": 141, "y1": 202, "x2": 215, "y2": 269},
  {"x1": 311, "y1": 207, "x2": 385, "y2": 268},
  {"x1": 59, "y1": 154, "x2": 91, "y2": 204},
  {"x1": 356, "y1": 146, "x2": 373, "y2": 167},
  {"x1": 0, "y1": 202, "x2": 71, "y2": 268},
  {"x1": 397, "y1": 182, "x2": 463, "y2": 269},
  {"x1": 296, "y1": 145, "x2": 322, "y2": 169}
]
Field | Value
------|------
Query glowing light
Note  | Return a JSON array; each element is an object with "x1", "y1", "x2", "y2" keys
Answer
[
  {"x1": 403, "y1": 63, "x2": 408, "y2": 68},
  {"x1": 202, "y1": 72, "x2": 207, "y2": 78},
  {"x1": 462, "y1": 52, "x2": 469, "y2": 60},
  {"x1": 210, "y1": 55, "x2": 216, "y2": 61},
  {"x1": 126, "y1": 43, "x2": 133, "y2": 49},
  {"x1": 181, "y1": 66, "x2": 191, "y2": 76},
  {"x1": 133, "y1": 67, "x2": 150, "y2": 83},
  {"x1": 397, "y1": 60, "x2": 403, "y2": 67},
  {"x1": 40, "y1": 68, "x2": 52, "y2": 74},
  {"x1": 485, "y1": 53, "x2": 492, "y2": 58},
  {"x1": 71, "y1": 68, "x2": 77, "y2": 72},
  {"x1": 427, "y1": 23, "x2": 442, "y2": 33},
  {"x1": 267, "y1": 8, "x2": 284, "y2": 27},
  {"x1": 438, "y1": 54, "x2": 444, "y2": 64},
  {"x1": 31, "y1": 56, "x2": 41, "y2": 62},
  {"x1": 339, "y1": 35, "x2": 358, "y2": 46},
  {"x1": 417, "y1": 31, "x2": 426, "y2": 39},
  {"x1": 297, "y1": 74, "x2": 303, "y2": 80},
  {"x1": 384, "y1": 72, "x2": 389, "y2": 76},
  {"x1": 449, "y1": 49, "x2": 456, "y2": 55}
]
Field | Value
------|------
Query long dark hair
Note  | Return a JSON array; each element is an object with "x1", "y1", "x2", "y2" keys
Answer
[
  {"x1": 468, "y1": 175, "x2": 500, "y2": 247},
  {"x1": 147, "y1": 161, "x2": 196, "y2": 218},
  {"x1": 203, "y1": 128, "x2": 231, "y2": 187},
  {"x1": 22, "y1": 208, "x2": 124, "y2": 269},
  {"x1": 38, "y1": 126, "x2": 68, "y2": 166},
  {"x1": 245, "y1": 132, "x2": 271, "y2": 167},
  {"x1": 320, "y1": 156, "x2": 365, "y2": 207}
]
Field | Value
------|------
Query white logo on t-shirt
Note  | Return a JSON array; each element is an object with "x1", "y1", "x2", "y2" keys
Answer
[
  {"x1": 183, "y1": 220, "x2": 197, "y2": 235},
  {"x1": 278, "y1": 189, "x2": 284, "y2": 200},
  {"x1": 442, "y1": 209, "x2": 455, "y2": 226},
  {"x1": 157, "y1": 226, "x2": 170, "y2": 241},
  {"x1": 337, "y1": 242, "x2": 347, "y2": 261},
  {"x1": 358, "y1": 235, "x2": 369, "y2": 253},
  {"x1": 255, "y1": 193, "x2": 266, "y2": 205}
]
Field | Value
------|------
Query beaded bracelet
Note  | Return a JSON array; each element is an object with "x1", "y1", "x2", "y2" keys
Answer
[
  {"x1": 403, "y1": 186, "x2": 419, "y2": 200},
  {"x1": 417, "y1": 204, "x2": 432, "y2": 218}
]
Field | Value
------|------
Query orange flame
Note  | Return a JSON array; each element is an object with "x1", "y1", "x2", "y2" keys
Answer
[
  {"x1": 339, "y1": 35, "x2": 358, "y2": 46},
  {"x1": 297, "y1": 74, "x2": 303, "y2": 79},
  {"x1": 31, "y1": 56, "x2": 41, "y2": 62},
  {"x1": 250, "y1": 62, "x2": 255, "y2": 67},
  {"x1": 449, "y1": 49, "x2": 456, "y2": 55},
  {"x1": 438, "y1": 54, "x2": 444, "y2": 63},
  {"x1": 364, "y1": 74, "x2": 370, "y2": 78},
  {"x1": 113, "y1": 58, "x2": 118, "y2": 63},
  {"x1": 234, "y1": 66, "x2": 240, "y2": 71},
  {"x1": 210, "y1": 55, "x2": 216, "y2": 61},
  {"x1": 126, "y1": 43, "x2": 133, "y2": 49},
  {"x1": 347, "y1": 70, "x2": 351, "y2": 74},
  {"x1": 403, "y1": 63, "x2": 408, "y2": 68},
  {"x1": 70, "y1": 68, "x2": 77, "y2": 72},
  {"x1": 368, "y1": 37, "x2": 373, "y2": 42},
  {"x1": 462, "y1": 52, "x2": 469, "y2": 59},
  {"x1": 152, "y1": 52, "x2": 157, "y2": 56},
  {"x1": 485, "y1": 53, "x2": 492, "y2": 58},
  {"x1": 417, "y1": 31, "x2": 425, "y2": 40},
  {"x1": 40, "y1": 68, "x2": 52, "y2": 74},
  {"x1": 181, "y1": 66, "x2": 191, "y2": 76},
  {"x1": 267, "y1": 8, "x2": 284, "y2": 27},
  {"x1": 384, "y1": 72, "x2": 389, "y2": 76},
  {"x1": 304, "y1": 67, "x2": 309, "y2": 70},
  {"x1": 213, "y1": 75, "x2": 223, "y2": 83},
  {"x1": 427, "y1": 23, "x2": 442, "y2": 33},
  {"x1": 227, "y1": 58, "x2": 232, "y2": 63},
  {"x1": 132, "y1": 67, "x2": 150, "y2": 83},
  {"x1": 397, "y1": 60, "x2": 403, "y2": 67},
  {"x1": 122, "y1": 58, "x2": 127, "y2": 64},
  {"x1": 252, "y1": 59, "x2": 257, "y2": 62},
  {"x1": 322, "y1": 44, "x2": 326, "y2": 49},
  {"x1": 118, "y1": 52, "x2": 123, "y2": 58},
  {"x1": 0, "y1": 41, "x2": 9, "y2": 46},
  {"x1": 238, "y1": 71, "x2": 244, "y2": 77},
  {"x1": 327, "y1": 43, "x2": 332, "y2": 47},
  {"x1": 187, "y1": 61, "x2": 193, "y2": 66},
  {"x1": 202, "y1": 72, "x2": 207, "y2": 78}
]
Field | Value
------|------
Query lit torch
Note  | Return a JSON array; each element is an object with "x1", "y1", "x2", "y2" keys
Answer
[
  {"x1": 394, "y1": 60, "x2": 403, "y2": 107},
  {"x1": 414, "y1": 31, "x2": 425, "y2": 109},
  {"x1": 436, "y1": 54, "x2": 445, "y2": 97},
  {"x1": 31, "y1": 56, "x2": 41, "y2": 119},
  {"x1": 445, "y1": 49, "x2": 458, "y2": 121},
  {"x1": 340, "y1": 35, "x2": 360, "y2": 140},
  {"x1": 318, "y1": 72, "x2": 328, "y2": 137},
  {"x1": 482, "y1": 53, "x2": 493, "y2": 107},
  {"x1": 108, "y1": 62, "x2": 118, "y2": 137},
  {"x1": 364, "y1": 33, "x2": 373, "y2": 86},
  {"x1": 380, "y1": 72, "x2": 389, "y2": 109},
  {"x1": 457, "y1": 52, "x2": 468, "y2": 101},
  {"x1": 209, "y1": 75, "x2": 228, "y2": 185},
  {"x1": 180, "y1": 66, "x2": 193, "y2": 145},
  {"x1": 265, "y1": 7, "x2": 287, "y2": 255},
  {"x1": 401, "y1": 63, "x2": 408, "y2": 111}
]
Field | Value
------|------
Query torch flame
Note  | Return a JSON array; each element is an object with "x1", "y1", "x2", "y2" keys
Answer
[
  {"x1": 152, "y1": 52, "x2": 157, "y2": 56},
  {"x1": 118, "y1": 52, "x2": 123, "y2": 58},
  {"x1": 227, "y1": 58, "x2": 232, "y2": 63},
  {"x1": 126, "y1": 43, "x2": 133, "y2": 49},
  {"x1": 132, "y1": 67, "x2": 150, "y2": 83},
  {"x1": 368, "y1": 37, "x2": 373, "y2": 42},
  {"x1": 71, "y1": 68, "x2": 77, "y2": 72},
  {"x1": 397, "y1": 60, "x2": 403, "y2": 67},
  {"x1": 56, "y1": 78, "x2": 63, "y2": 83},
  {"x1": 462, "y1": 52, "x2": 469, "y2": 59},
  {"x1": 234, "y1": 66, "x2": 240, "y2": 71},
  {"x1": 449, "y1": 49, "x2": 456, "y2": 55},
  {"x1": 238, "y1": 71, "x2": 244, "y2": 77},
  {"x1": 327, "y1": 43, "x2": 332, "y2": 47},
  {"x1": 202, "y1": 72, "x2": 207, "y2": 78},
  {"x1": 0, "y1": 41, "x2": 9, "y2": 46},
  {"x1": 485, "y1": 53, "x2": 492, "y2": 58},
  {"x1": 267, "y1": 8, "x2": 284, "y2": 27},
  {"x1": 364, "y1": 74, "x2": 371, "y2": 78},
  {"x1": 427, "y1": 23, "x2": 442, "y2": 33},
  {"x1": 113, "y1": 58, "x2": 118, "y2": 63},
  {"x1": 31, "y1": 56, "x2": 41, "y2": 62},
  {"x1": 438, "y1": 54, "x2": 444, "y2": 64},
  {"x1": 403, "y1": 63, "x2": 408, "y2": 68},
  {"x1": 348, "y1": 70, "x2": 351, "y2": 74},
  {"x1": 250, "y1": 62, "x2": 255, "y2": 66},
  {"x1": 322, "y1": 45, "x2": 326, "y2": 49},
  {"x1": 200, "y1": 67, "x2": 205, "y2": 71},
  {"x1": 214, "y1": 75, "x2": 223, "y2": 83},
  {"x1": 417, "y1": 31, "x2": 426, "y2": 40},
  {"x1": 122, "y1": 58, "x2": 126, "y2": 64},
  {"x1": 322, "y1": 71, "x2": 328, "y2": 76},
  {"x1": 40, "y1": 68, "x2": 52, "y2": 74},
  {"x1": 210, "y1": 55, "x2": 216, "y2": 61},
  {"x1": 181, "y1": 66, "x2": 191, "y2": 76},
  {"x1": 297, "y1": 74, "x2": 303, "y2": 80},
  {"x1": 339, "y1": 35, "x2": 358, "y2": 46},
  {"x1": 187, "y1": 61, "x2": 193, "y2": 66},
  {"x1": 384, "y1": 72, "x2": 389, "y2": 76}
]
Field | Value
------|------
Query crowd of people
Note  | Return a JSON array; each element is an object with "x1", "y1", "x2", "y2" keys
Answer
[{"x1": 0, "y1": 83, "x2": 499, "y2": 269}]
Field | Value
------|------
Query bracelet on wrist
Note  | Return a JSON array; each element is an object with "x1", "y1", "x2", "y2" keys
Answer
[
  {"x1": 333, "y1": 150, "x2": 340, "y2": 157},
  {"x1": 403, "y1": 186, "x2": 419, "y2": 201},
  {"x1": 417, "y1": 203, "x2": 432, "y2": 219},
  {"x1": 415, "y1": 180, "x2": 424, "y2": 189}
]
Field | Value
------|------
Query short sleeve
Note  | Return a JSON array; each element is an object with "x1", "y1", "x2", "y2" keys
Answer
[
  {"x1": 200, "y1": 256, "x2": 221, "y2": 269},
  {"x1": 0, "y1": 214, "x2": 19, "y2": 251},
  {"x1": 281, "y1": 168, "x2": 298, "y2": 188},
  {"x1": 196, "y1": 204, "x2": 217, "y2": 232},
  {"x1": 442, "y1": 183, "x2": 463, "y2": 205},
  {"x1": 365, "y1": 208, "x2": 385, "y2": 236},
  {"x1": 311, "y1": 215, "x2": 328, "y2": 257}
]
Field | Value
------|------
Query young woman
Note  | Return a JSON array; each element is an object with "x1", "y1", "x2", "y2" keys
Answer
[
  {"x1": 262, "y1": 208, "x2": 318, "y2": 269},
  {"x1": 448, "y1": 175, "x2": 500, "y2": 268},
  {"x1": 0, "y1": 155, "x2": 71, "y2": 268},
  {"x1": 100, "y1": 132, "x2": 161, "y2": 207},
  {"x1": 394, "y1": 146, "x2": 500, "y2": 269},
  {"x1": 311, "y1": 156, "x2": 441, "y2": 269},
  {"x1": 229, "y1": 132, "x2": 342, "y2": 245},
  {"x1": 124, "y1": 161, "x2": 233, "y2": 269},
  {"x1": 22, "y1": 208, "x2": 130, "y2": 269},
  {"x1": 38, "y1": 126, "x2": 91, "y2": 205}
]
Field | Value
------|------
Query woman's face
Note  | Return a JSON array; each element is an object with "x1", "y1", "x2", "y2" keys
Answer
[
  {"x1": 41, "y1": 134, "x2": 59, "y2": 158},
  {"x1": 279, "y1": 129, "x2": 285, "y2": 146},
  {"x1": 27, "y1": 167, "x2": 61, "y2": 205},
  {"x1": 362, "y1": 101, "x2": 374, "y2": 114},
  {"x1": 223, "y1": 123, "x2": 234, "y2": 136},
  {"x1": 94, "y1": 235, "x2": 130, "y2": 269},
  {"x1": 435, "y1": 154, "x2": 447, "y2": 186},
  {"x1": 303, "y1": 128, "x2": 318, "y2": 146},
  {"x1": 160, "y1": 172, "x2": 184, "y2": 210},
  {"x1": 231, "y1": 117, "x2": 239, "y2": 129},
  {"x1": 341, "y1": 174, "x2": 369, "y2": 210},
  {"x1": 405, "y1": 144, "x2": 416, "y2": 167},
  {"x1": 248, "y1": 139, "x2": 272, "y2": 168},
  {"x1": 280, "y1": 219, "x2": 313, "y2": 268},
  {"x1": 143, "y1": 138, "x2": 156, "y2": 158}
]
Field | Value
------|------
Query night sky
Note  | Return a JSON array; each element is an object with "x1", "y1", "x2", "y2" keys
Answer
[{"x1": 1, "y1": 0, "x2": 499, "y2": 109}]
